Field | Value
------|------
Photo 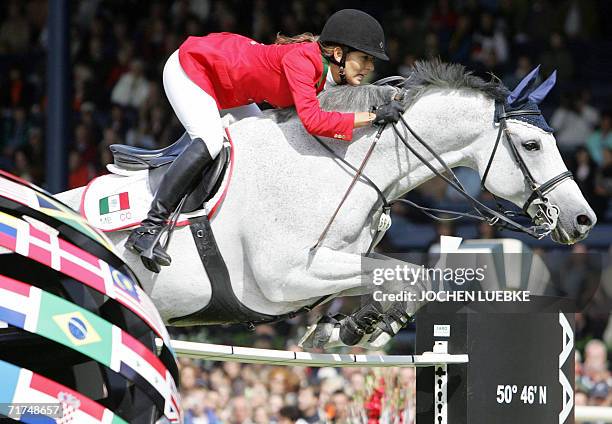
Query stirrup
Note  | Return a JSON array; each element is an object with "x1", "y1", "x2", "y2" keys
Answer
[
  {"x1": 139, "y1": 194, "x2": 188, "y2": 272},
  {"x1": 141, "y1": 227, "x2": 170, "y2": 273}
]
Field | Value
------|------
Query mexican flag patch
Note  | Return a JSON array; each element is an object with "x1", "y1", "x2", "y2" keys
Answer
[{"x1": 99, "y1": 193, "x2": 130, "y2": 215}]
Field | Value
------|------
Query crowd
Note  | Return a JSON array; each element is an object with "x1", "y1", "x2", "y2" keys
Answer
[
  {"x1": 175, "y1": 340, "x2": 418, "y2": 423},
  {"x1": 0, "y1": 0, "x2": 610, "y2": 422}
]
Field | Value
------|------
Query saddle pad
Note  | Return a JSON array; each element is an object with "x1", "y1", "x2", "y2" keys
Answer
[
  {"x1": 83, "y1": 131, "x2": 235, "y2": 233},
  {"x1": 81, "y1": 163, "x2": 229, "y2": 233},
  {"x1": 81, "y1": 171, "x2": 153, "y2": 232}
]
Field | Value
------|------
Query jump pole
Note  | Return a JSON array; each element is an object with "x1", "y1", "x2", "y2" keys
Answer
[{"x1": 157, "y1": 337, "x2": 468, "y2": 423}]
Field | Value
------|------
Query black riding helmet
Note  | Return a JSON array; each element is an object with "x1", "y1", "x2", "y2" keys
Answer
[{"x1": 319, "y1": 9, "x2": 389, "y2": 61}]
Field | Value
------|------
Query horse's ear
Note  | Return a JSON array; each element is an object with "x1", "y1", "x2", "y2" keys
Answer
[
  {"x1": 528, "y1": 70, "x2": 557, "y2": 104},
  {"x1": 507, "y1": 65, "x2": 540, "y2": 106}
]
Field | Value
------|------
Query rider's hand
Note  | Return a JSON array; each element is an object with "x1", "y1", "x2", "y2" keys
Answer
[{"x1": 372, "y1": 100, "x2": 404, "y2": 126}]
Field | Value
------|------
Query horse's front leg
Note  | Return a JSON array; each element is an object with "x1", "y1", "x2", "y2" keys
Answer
[{"x1": 299, "y1": 249, "x2": 433, "y2": 349}]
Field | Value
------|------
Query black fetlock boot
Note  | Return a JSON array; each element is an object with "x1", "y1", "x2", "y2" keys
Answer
[{"x1": 125, "y1": 139, "x2": 213, "y2": 272}]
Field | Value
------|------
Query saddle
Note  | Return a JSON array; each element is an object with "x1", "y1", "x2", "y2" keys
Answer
[{"x1": 110, "y1": 132, "x2": 230, "y2": 214}]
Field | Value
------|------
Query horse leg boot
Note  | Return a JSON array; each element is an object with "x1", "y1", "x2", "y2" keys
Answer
[{"x1": 125, "y1": 138, "x2": 213, "y2": 272}]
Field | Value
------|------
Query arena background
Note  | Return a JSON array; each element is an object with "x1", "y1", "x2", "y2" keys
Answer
[{"x1": 0, "y1": 0, "x2": 610, "y2": 422}]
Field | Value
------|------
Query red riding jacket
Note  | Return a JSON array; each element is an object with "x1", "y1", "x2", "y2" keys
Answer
[{"x1": 178, "y1": 32, "x2": 355, "y2": 140}]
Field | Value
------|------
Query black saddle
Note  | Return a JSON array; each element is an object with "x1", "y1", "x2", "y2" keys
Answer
[
  {"x1": 110, "y1": 132, "x2": 230, "y2": 213},
  {"x1": 110, "y1": 132, "x2": 192, "y2": 170}
]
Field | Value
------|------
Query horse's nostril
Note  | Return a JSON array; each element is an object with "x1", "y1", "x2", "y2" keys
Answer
[{"x1": 577, "y1": 214, "x2": 592, "y2": 227}]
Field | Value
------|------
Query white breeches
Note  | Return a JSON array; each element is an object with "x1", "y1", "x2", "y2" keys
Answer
[{"x1": 162, "y1": 50, "x2": 261, "y2": 158}]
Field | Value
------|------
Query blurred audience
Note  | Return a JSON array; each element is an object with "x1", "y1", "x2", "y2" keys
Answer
[{"x1": 0, "y1": 1, "x2": 610, "y2": 421}]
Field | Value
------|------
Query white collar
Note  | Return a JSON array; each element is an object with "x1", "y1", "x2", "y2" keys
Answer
[{"x1": 324, "y1": 67, "x2": 337, "y2": 89}]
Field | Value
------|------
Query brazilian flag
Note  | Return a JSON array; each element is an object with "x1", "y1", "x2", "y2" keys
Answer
[{"x1": 36, "y1": 292, "x2": 113, "y2": 366}]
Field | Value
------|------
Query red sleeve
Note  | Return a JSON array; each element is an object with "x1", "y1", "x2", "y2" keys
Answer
[{"x1": 281, "y1": 49, "x2": 355, "y2": 141}]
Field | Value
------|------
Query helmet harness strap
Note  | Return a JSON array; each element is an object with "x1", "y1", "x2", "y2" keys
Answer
[{"x1": 327, "y1": 46, "x2": 350, "y2": 85}]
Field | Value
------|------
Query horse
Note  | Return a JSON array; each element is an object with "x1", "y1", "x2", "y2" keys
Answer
[{"x1": 56, "y1": 61, "x2": 596, "y2": 349}]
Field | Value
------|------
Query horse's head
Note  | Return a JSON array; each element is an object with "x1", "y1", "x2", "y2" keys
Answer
[{"x1": 477, "y1": 66, "x2": 596, "y2": 244}]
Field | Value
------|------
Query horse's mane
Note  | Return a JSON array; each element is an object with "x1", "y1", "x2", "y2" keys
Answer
[{"x1": 268, "y1": 59, "x2": 509, "y2": 123}]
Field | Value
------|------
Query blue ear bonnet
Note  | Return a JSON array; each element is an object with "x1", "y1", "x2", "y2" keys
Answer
[
  {"x1": 500, "y1": 66, "x2": 556, "y2": 133},
  {"x1": 505, "y1": 100, "x2": 554, "y2": 133}
]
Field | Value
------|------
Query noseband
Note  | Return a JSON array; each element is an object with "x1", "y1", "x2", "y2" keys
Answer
[{"x1": 312, "y1": 76, "x2": 573, "y2": 252}]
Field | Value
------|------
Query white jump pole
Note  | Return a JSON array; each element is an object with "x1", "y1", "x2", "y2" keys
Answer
[
  {"x1": 158, "y1": 338, "x2": 468, "y2": 424},
  {"x1": 575, "y1": 406, "x2": 612, "y2": 422},
  {"x1": 158, "y1": 338, "x2": 468, "y2": 368}
]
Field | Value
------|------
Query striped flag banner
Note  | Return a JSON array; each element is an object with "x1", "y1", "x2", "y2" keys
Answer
[
  {"x1": 0, "y1": 358, "x2": 127, "y2": 424},
  {"x1": 0, "y1": 210, "x2": 172, "y2": 350},
  {"x1": 0, "y1": 173, "x2": 115, "y2": 252},
  {"x1": 0, "y1": 275, "x2": 181, "y2": 422},
  {"x1": 99, "y1": 193, "x2": 130, "y2": 215}
]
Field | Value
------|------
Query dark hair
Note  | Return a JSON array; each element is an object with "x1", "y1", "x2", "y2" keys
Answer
[
  {"x1": 274, "y1": 32, "x2": 343, "y2": 59},
  {"x1": 275, "y1": 32, "x2": 318, "y2": 44},
  {"x1": 279, "y1": 405, "x2": 301, "y2": 420}
]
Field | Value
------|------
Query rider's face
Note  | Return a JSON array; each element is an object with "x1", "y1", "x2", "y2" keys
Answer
[{"x1": 333, "y1": 48, "x2": 375, "y2": 85}]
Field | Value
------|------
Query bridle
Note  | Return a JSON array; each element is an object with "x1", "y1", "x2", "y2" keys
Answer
[
  {"x1": 312, "y1": 76, "x2": 574, "y2": 253},
  {"x1": 481, "y1": 103, "x2": 572, "y2": 236}
]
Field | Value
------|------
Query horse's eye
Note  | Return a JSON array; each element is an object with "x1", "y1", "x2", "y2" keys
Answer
[{"x1": 522, "y1": 140, "x2": 540, "y2": 151}]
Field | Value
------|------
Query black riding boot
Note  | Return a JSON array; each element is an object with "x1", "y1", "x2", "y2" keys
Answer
[{"x1": 125, "y1": 139, "x2": 213, "y2": 272}]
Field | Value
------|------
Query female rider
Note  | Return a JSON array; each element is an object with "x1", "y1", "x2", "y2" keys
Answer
[{"x1": 126, "y1": 9, "x2": 403, "y2": 272}]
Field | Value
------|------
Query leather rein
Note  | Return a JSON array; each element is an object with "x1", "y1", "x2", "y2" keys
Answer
[{"x1": 312, "y1": 76, "x2": 573, "y2": 254}]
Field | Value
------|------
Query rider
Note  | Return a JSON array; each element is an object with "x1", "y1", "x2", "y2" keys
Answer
[{"x1": 125, "y1": 9, "x2": 404, "y2": 272}]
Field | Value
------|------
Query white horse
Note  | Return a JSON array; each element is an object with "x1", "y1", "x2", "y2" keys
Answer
[{"x1": 56, "y1": 62, "x2": 596, "y2": 349}]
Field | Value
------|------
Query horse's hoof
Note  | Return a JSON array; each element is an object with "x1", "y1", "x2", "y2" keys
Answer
[
  {"x1": 299, "y1": 315, "x2": 341, "y2": 349},
  {"x1": 141, "y1": 256, "x2": 162, "y2": 273}
]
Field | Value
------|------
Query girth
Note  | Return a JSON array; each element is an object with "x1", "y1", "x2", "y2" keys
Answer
[{"x1": 168, "y1": 215, "x2": 330, "y2": 328}]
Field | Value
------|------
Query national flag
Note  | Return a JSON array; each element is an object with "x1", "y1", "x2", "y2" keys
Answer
[
  {"x1": 0, "y1": 273, "x2": 178, "y2": 423},
  {"x1": 35, "y1": 193, "x2": 116, "y2": 252},
  {"x1": 51, "y1": 311, "x2": 102, "y2": 347},
  {"x1": 0, "y1": 358, "x2": 128, "y2": 424},
  {"x1": 0, "y1": 175, "x2": 39, "y2": 209},
  {"x1": 99, "y1": 261, "x2": 171, "y2": 347},
  {"x1": 37, "y1": 292, "x2": 113, "y2": 366},
  {"x1": 0, "y1": 173, "x2": 114, "y2": 252},
  {"x1": 0, "y1": 211, "x2": 171, "y2": 349},
  {"x1": 0, "y1": 211, "x2": 29, "y2": 255},
  {"x1": 98, "y1": 193, "x2": 130, "y2": 215},
  {"x1": 0, "y1": 357, "x2": 20, "y2": 403},
  {"x1": 109, "y1": 266, "x2": 139, "y2": 302},
  {"x1": 0, "y1": 211, "x2": 106, "y2": 293},
  {"x1": 110, "y1": 327, "x2": 181, "y2": 421},
  {"x1": 0, "y1": 275, "x2": 42, "y2": 333}
]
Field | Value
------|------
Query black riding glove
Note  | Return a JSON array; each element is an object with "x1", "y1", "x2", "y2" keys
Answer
[{"x1": 372, "y1": 100, "x2": 404, "y2": 126}]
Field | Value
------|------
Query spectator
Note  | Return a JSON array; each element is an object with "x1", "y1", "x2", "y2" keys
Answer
[
  {"x1": 111, "y1": 59, "x2": 151, "y2": 109},
  {"x1": 298, "y1": 386, "x2": 322, "y2": 423},
  {"x1": 582, "y1": 339, "x2": 609, "y2": 383},
  {"x1": 447, "y1": 14, "x2": 472, "y2": 64},
  {"x1": 589, "y1": 381, "x2": 612, "y2": 407},
  {"x1": 539, "y1": 32, "x2": 574, "y2": 82},
  {"x1": 0, "y1": 1, "x2": 31, "y2": 54},
  {"x1": 279, "y1": 405, "x2": 306, "y2": 424},
  {"x1": 503, "y1": 55, "x2": 534, "y2": 91},
  {"x1": 1, "y1": 106, "x2": 31, "y2": 157},
  {"x1": 550, "y1": 95, "x2": 596, "y2": 153},
  {"x1": 594, "y1": 148, "x2": 612, "y2": 217},
  {"x1": 569, "y1": 147, "x2": 598, "y2": 206},
  {"x1": 228, "y1": 396, "x2": 254, "y2": 424},
  {"x1": 587, "y1": 112, "x2": 612, "y2": 165},
  {"x1": 471, "y1": 12, "x2": 509, "y2": 68},
  {"x1": 328, "y1": 390, "x2": 350, "y2": 424}
]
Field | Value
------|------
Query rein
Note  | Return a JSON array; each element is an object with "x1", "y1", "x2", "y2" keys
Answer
[{"x1": 311, "y1": 77, "x2": 573, "y2": 253}]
